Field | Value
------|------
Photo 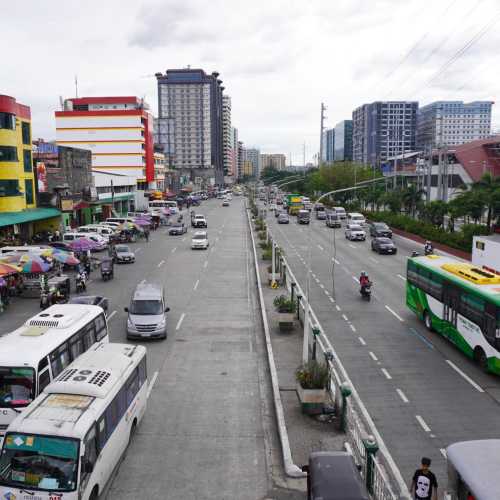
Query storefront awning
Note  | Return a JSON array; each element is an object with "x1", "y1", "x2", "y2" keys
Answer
[{"x1": 0, "y1": 208, "x2": 61, "y2": 228}]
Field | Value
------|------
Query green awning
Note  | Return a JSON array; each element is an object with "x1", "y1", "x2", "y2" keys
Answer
[{"x1": 0, "y1": 208, "x2": 61, "y2": 228}]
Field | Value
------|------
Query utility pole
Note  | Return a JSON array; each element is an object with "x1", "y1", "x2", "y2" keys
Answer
[
  {"x1": 303, "y1": 142, "x2": 306, "y2": 170},
  {"x1": 74, "y1": 75, "x2": 79, "y2": 98},
  {"x1": 319, "y1": 103, "x2": 326, "y2": 165},
  {"x1": 437, "y1": 113, "x2": 444, "y2": 201}
]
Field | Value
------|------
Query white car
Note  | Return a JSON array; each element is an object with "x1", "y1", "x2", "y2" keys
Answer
[
  {"x1": 191, "y1": 231, "x2": 209, "y2": 250},
  {"x1": 345, "y1": 224, "x2": 366, "y2": 241}
]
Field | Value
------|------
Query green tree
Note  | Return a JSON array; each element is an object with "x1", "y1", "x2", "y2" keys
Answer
[
  {"x1": 379, "y1": 190, "x2": 403, "y2": 213},
  {"x1": 421, "y1": 200, "x2": 448, "y2": 228},
  {"x1": 470, "y1": 172, "x2": 500, "y2": 230},
  {"x1": 402, "y1": 184, "x2": 426, "y2": 217}
]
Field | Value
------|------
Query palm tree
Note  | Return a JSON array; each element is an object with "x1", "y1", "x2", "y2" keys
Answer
[
  {"x1": 470, "y1": 173, "x2": 500, "y2": 231},
  {"x1": 402, "y1": 184, "x2": 426, "y2": 217}
]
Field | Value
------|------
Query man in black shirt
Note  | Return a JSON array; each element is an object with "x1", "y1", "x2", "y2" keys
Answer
[{"x1": 410, "y1": 457, "x2": 438, "y2": 500}]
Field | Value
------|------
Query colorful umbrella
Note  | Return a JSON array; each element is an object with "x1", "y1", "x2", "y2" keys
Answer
[
  {"x1": 133, "y1": 218, "x2": 150, "y2": 226},
  {"x1": 52, "y1": 250, "x2": 80, "y2": 266},
  {"x1": 0, "y1": 277, "x2": 6, "y2": 287},
  {"x1": 19, "y1": 256, "x2": 51, "y2": 274},
  {"x1": 69, "y1": 238, "x2": 98, "y2": 252},
  {"x1": 0, "y1": 262, "x2": 22, "y2": 276},
  {"x1": 0, "y1": 253, "x2": 22, "y2": 264}
]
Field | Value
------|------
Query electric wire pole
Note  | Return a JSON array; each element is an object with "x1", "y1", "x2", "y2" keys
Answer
[{"x1": 319, "y1": 103, "x2": 326, "y2": 165}]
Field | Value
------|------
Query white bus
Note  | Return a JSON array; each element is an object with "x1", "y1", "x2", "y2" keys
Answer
[
  {"x1": 0, "y1": 304, "x2": 109, "y2": 438},
  {"x1": 148, "y1": 200, "x2": 178, "y2": 214},
  {"x1": 0, "y1": 342, "x2": 147, "y2": 500}
]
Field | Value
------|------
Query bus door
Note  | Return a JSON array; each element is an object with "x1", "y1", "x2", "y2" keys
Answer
[
  {"x1": 443, "y1": 285, "x2": 459, "y2": 334},
  {"x1": 484, "y1": 303, "x2": 499, "y2": 349}
]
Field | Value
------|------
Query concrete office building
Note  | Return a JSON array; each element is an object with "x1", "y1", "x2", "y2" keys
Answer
[
  {"x1": 244, "y1": 148, "x2": 261, "y2": 178},
  {"x1": 237, "y1": 141, "x2": 244, "y2": 180},
  {"x1": 352, "y1": 101, "x2": 418, "y2": 166},
  {"x1": 334, "y1": 120, "x2": 353, "y2": 161},
  {"x1": 261, "y1": 153, "x2": 286, "y2": 171},
  {"x1": 155, "y1": 68, "x2": 225, "y2": 188},
  {"x1": 222, "y1": 95, "x2": 232, "y2": 176},
  {"x1": 417, "y1": 101, "x2": 493, "y2": 151}
]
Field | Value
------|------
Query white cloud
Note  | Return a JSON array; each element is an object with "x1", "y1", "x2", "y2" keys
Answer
[{"x1": 1, "y1": 0, "x2": 500, "y2": 162}]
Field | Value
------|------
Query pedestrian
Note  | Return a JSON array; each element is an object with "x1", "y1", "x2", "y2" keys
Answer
[
  {"x1": 410, "y1": 457, "x2": 438, "y2": 500},
  {"x1": 145, "y1": 228, "x2": 150, "y2": 242},
  {"x1": 55, "y1": 229, "x2": 60, "y2": 241}
]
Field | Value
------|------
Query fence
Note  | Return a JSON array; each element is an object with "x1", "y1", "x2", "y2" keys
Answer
[{"x1": 259, "y1": 213, "x2": 410, "y2": 500}]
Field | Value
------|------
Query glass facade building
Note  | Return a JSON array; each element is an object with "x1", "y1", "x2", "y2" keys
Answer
[{"x1": 334, "y1": 120, "x2": 353, "y2": 161}]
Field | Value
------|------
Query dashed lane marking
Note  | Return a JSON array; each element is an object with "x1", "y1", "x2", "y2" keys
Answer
[
  {"x1": 319, "y1": 283, "x2": 325, "y2": 289},
  {"x1": 342, "y1": 314, "x2": 349, "y2": 322},
  {"x1": 381, "y1": 368, "x2": 392, "y2": 380},
  {"x1": 158, "y1": 260, "x2": 165, "y2": 267},
  {"x1": 385, "y1": 305, "x2": 404, "y2": 322},
  {"x1": 349, "y1": 244, "x2": 356, "y2": 249},
  {"x1": 369, "y1": 257, "x2": 379, "y2": 264},
  {"x1": 396, "y1": 389, "x2": 409, "y2": 403},
  {"x1": 335, "y1": 305, "x2": 341, "y2": 312},
  {"x1": 358, "y1": 337, "x2": 366, "y2": 346},
  {"x1": 349, "y1": 324, "x2": 356, "y2": 332},
  {"x1": 203, "y1": 260, "x2": 208, "y2": 268},
  {"x1": 175, "y1": 313, "x2": 186, "y2": 331},
  {"x1": 445, "y1": 360, "x2": 484, "y2": 392},
  {"x1": 397, "y1": 274, "x2": 407, "y2": 281},
  {"x1": 352, "y1": 276, "x2": 359, "y2": 283},
  {"x1": 135, "y1": 247, "x2": 142, "y2": 253},
  {"x1": 147, "y1": 371, "x2": 159, "y2": 399},
  {"x1": 440, "y1": 449, "x2": 447, "y2": 458},
  {"x1": 107, "y1": 310, "x2": 117, "y2": 321},
  {"x1": 415, "y1": 415, "x2": 431, "y2": 433},
  {"x1": 171, "y1": 247, "x2": 177, "y2": 253},
  {"x1": 193, "y1": 279, "x2": 199, "y2": 291},
  {"x1": 369, "y1": 352, "x2": 378, "y2": 361},
  {"x1": 329, "y1": 297, "x2": 335, "y2": 303},
  {"x1": 332, "y1": 258, "x2": 340, "y2": 265},
  {"x1": 317, "y1": 244, "x2": 324, "y2": 251}
]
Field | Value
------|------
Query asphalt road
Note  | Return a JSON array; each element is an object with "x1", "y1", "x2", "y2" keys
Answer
[
  {"x1": 0, "y1": 198, "x2": 273, "y2": 500},
  {"x1": 265, "y1": 206, "x2": 500, "y2": 485}
]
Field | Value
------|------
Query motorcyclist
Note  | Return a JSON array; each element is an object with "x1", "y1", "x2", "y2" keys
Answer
[
  {"x1": 424, "y1": 240, "x2": 433, "y2": 255},
  {"x1": 76, "y1": 270, "x2": 87, "y2": 292},
  {"x1": 359, "y1": 271, "x2": 370, "y2": 289}
]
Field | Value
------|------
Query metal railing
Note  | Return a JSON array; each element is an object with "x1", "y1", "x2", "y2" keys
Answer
[{"x1": 259, "y1": 215, "x2": 410, "y2": 500}]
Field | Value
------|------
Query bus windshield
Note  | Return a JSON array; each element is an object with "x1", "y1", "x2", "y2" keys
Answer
[
  {"x1": 0, "y1": 367, "x2": 35, "y2": 408},
  {"x1": 0, "y1": 434, "x2": 79, "y2": 492}
]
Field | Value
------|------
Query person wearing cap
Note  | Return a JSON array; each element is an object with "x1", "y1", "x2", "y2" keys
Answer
[{"x1": 410, "y1": 457, "x2": 438, "y2": 500}]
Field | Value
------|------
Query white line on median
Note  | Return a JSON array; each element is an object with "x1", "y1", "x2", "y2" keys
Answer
[
  {"x1": 415, "y1": 415, "x2": 431, "y2": 432},
  {"x1": 147, "y1": 371, "x2": 159, "y2": 399},
  {"x1": 385, "y1": 305, "x2": 405, "y2": 322},
  {"x1": 358, "y1": 337, "x2": 366, "y2": 346},
  {"x1": 397, "y1": 274, "x2": 407, "y2": 281},
  {"x1": 175, "y1": 313, "x2": 186, "y2": 331},
  {"x1": 317, "y1": 244, "x2": 324, "y2": 251},
  {"x1": 193, "y1": 279, "x2": 199, "y2": 291},
  {"x1": 369, "y1": 352, "x2": 378, "y2": 361},
  {"x1": 445, "y1": 360, "x2": 484, "y2": 392},
  {"x1": 396, "y1": 389, "x2": 409, "y2": 403},
  {"x1": 381, "y1": 368, "x2": 392, "y2": 380},
  {"x1": 107, "y1": 310, "x2": 117, "y2": 321},
  {"x1": 158, "y1": 260, "x2": 165, "y2": 267},
  {"x1": 203, "y1": 260, "x2": 208, "y2": 268},
  {"x1": 349, "y1": 324, "x2": 357, "y2": 332}
]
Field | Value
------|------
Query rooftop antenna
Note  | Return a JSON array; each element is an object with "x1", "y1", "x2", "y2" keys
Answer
[{"x1": 74, "y1": 75, "x2": 78, "y2": 98}]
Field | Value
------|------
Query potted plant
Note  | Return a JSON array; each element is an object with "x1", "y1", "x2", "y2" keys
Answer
[
  {"x1": 273, "y1": 294, "x2": 296, "y2": 330},
  {"x1": 295, "y1": 360, "x2": 329, "y2": 414}
]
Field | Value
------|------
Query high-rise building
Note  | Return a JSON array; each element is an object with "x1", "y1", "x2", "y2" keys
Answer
[
  {"x1": 244, "y1": 148, "x2": 261, "y2": 178},
  {"x1": 417, "y1": 101, "x2": 493, "y2": 151},
  {"x1": 334, "y1": 120, "x2": 353, "y2": 161},
  {"x1": 222, "y1": 96, "x2": 232, "y2": 176},
  {"x1": 230, "y1": 127, "x2": 238, "y2": 179},
  {"x1": 352, "y1": 101, "x2": 418, "y2": 166},
  {"x1": 237, "y1": 141, "x2": 244, "y2": 180},
  {"x1": 261, "y1": 153, "x2": 286, "y2": 171},
  {"x1": 324, "y1": 129, "x2": 335, "y2": 163},
  {"x1": 155, "y1": 68, "x2": 224, "y2": 187}
]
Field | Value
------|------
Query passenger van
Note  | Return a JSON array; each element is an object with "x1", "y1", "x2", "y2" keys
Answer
[
  {"x1": 347, "y1": 212, "x2": 366, "y2": 226},
  {"x1": 148, "y1": 200, "x2": 178, "y2": 214},
  {"x1": 0, "y1": 304, "x2": 109, "y2": 438},
  {"x1": 334, "y1": 207, "x2": 347, "y2": 219},
  {"x1": 125, "y1": 283, "x2": 170, "y2": 339},
  {"x1": 106, "y1": 217, "x2": 134, "y2": 225},
  {"x1": 78, "y1": 225, "x2": 115, "y2": 238},
  {"x1": 62, "y1": 232, "x2": 108, "y2": 250},
  {"x1": 0, "y1": 342, "x2": 147, "y2": 500}
]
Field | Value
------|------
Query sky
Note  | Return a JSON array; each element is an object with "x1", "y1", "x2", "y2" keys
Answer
[{"x1": 2, "y1": 0, "x2": 500, "y2": 164}]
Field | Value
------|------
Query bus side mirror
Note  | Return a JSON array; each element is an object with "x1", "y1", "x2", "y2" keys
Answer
[
  {"x1": 83, "y1": 459, "x2": 94, "y2": 473},
  {"x1": 165, "y1": 307, "x2": 170, "y2": 313},
  {"x1": 124, "y1": 307, "x2": 128, "y2": 312}
]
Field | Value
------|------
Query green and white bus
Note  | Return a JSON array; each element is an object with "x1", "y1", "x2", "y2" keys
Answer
[{"x1": 406, "y1": 255, "x2": 500, "y2": 374}]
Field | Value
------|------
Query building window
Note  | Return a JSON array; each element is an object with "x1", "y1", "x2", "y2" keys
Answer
[
  {"x1": 0, "y1": 112, "x2": 15, "y2": 130},
  {"x1": 23, "y1": 149, "x2": 32, "y2": 172},
  {"x1": 0, "y1": 180, "x2": 21, "y2": 197},
  {"x1": 25, "y1": 179, "x2": 34, "y2": 204},
  {"x1": 21, "y1": 122, "x2": 30, "y2": 144},
  {"x1": 0, "y1": 146, "x2": 18, "y2": 162}
]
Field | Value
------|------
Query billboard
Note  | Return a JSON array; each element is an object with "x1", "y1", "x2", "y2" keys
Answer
[{"x1": 36, "y1": 162, "x2": 48, "y2": 193}]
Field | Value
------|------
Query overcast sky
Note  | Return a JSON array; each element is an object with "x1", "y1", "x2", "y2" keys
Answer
[{"x1": 3, "y1": 0, "x2": 500, "y2": 164}]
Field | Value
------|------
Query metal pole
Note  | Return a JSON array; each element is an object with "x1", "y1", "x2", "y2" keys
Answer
[{"x1": 271, "y1": 241, "x2": 276, "y2": 287}]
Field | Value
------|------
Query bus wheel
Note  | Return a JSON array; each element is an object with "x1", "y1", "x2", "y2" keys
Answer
[
  {"x1": 89, "y1": 486, "x2": 99, "y2": 500},
  {"x1": 423, "y1": 311, "x2": 433, "y2": 331},
  {"x1": 130, "y1": 420, "x2": 137, "y2": 441},
  {"x1": 474, "y1": 347, "x2": 489, "y2": 373}
]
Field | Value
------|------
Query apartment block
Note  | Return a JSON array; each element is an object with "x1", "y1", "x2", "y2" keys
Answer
[
  {"x1": 261, "y1": 153, "x2": 286, "y2": 171},
  {"x1": 334, "y1": 120, "x2": 353, "y2": 161}
]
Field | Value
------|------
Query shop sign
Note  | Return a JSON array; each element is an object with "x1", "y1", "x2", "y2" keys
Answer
[{"x1": 60, "y1": 199, "x2": 74, "y2": 212}]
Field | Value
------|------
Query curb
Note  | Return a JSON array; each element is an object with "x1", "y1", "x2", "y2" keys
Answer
[{"x1": 246, "y1": 208, "x2": 306, "y2": 479}]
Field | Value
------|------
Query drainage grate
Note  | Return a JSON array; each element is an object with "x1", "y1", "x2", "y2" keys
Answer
[{"x1": 210, "y1": 340, "x2": 251, "y2": 352}]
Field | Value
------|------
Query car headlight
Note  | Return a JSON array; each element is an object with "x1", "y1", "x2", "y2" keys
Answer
[
  {"x1": 127, "y1": 318, "x2": 135, "y2": 329},
  {"x1": 158, "y1": 317, "x2": 166, "y2": 328}
]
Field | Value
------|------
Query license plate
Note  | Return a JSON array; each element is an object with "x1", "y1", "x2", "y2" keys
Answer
[{"x1": 141, "y1": 333, "x2": 151, "y2": 337}]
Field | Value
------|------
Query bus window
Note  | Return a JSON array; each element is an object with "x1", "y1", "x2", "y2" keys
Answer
[
  {"x1": 126, "y1": 369, "x2": 139, "y2": 405},
  {"x1": 70, "y1": 335, "x2": 84, "y2": 360},
  {"x1": 95, "y1": 314, "x2": 107, "y2": 341},
  {"x1": 38, "y1": 369, "x2": 51, "y2": 393},
  {"x1": 50, "y1": 343, "x2": 71, "y2": 377},
  {"x1": 138, "y1": 357, "x2": 147, "y2": 386},
  {"x1": 82, "y1": 425, "x2": 98, "y2": 490}
]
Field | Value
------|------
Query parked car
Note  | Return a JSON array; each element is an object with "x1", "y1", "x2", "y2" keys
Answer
[
  {"x1": 169, "y1": 223, "x2": 187, "y2": 235},
  {"x1": 68, "y1": 295, "x2": 109, "y2": 313},
  {"x1": 297, "y1": 209, "x2": 311, "y2": 224},
  {"x1": 125, "y1": 282, "x2": 169, "y2": 339},
  {"x1": 113, "y1": 244, "x2": 135, "y2": 263},
  {"x1": 191, "y1": 214, "x2": 207, "y2": 228},
  {"x1": 278, "y1": 213, "x2": 290, "y2": 224},
  {"x1": 345, "y1": 224, "x2": 366, "y2": 241},
  {"x1": 316, "y1": 210, "x2": 327, "y2": 220},
  {"x1": 48, "y1": 241, "x2": 73, "y2": 252},
  {"x1": 325, "y1": 212, "x2": 341, "y2": 228},
  {"x1": 371, "y1": 237, "x2": 397, "y2": 254},
  {"x1": 191, "y1": 231, "x2": 209, "y2": 250},
  {"x1": 369, "y1": 221, "x2": 393, "y2": 238}
]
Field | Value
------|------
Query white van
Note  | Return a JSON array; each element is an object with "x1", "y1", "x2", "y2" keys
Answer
[
  {"x1": 99, "y1": 221, "x2": 122, "y2": 230},
  {"x1": 106, "y1": 217, "x2": 134, "y2": 225},
  {"x1": 347, "y1": 212, "x2": 366, "y2": 226},
  {"x1": 334, "y1": 207, "x2": 347, "y2": 219},
  {"x1": 63, "y1": 232, "x2": 108, "y2": 250},
  {"x1": 78, "y1": 225, "x2": 115, "y2": 238}
]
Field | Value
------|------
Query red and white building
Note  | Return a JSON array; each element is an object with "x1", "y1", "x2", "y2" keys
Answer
[{"x1": 55, "y1": 96, "x2": 155, "y2": 189}]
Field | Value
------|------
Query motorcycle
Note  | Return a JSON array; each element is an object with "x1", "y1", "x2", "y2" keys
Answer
[
  {"x1": 411, "y1": 251, "x2": 420, "y2": 257},
  {"x1": 100, "y1": 258, "x2": 114, "y2": 281},
  {"x1": 75, "y1": 273, "x2": 87, "y2": 293},
  {"x1": 360, "y1": 281, "x2": 372, "y2": 301},
  {"x1": 40, "y1": 291, "x2": 51, "y2": 309},
  {"x1": 424, "y1": 244, "x2": 434, "y2": 256}
]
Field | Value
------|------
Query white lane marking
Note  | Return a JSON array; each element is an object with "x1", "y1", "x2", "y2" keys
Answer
[
  {"x1": 324, "y1": 290, "x2": 330, "y2": 296},
  {"x1": 332, "y1": 258, "x2": 340, "y2": 265},
  {"x1": 171, "y1": 247, "x2": 177, "y2": 253},
  {"x1": 203, "y1": 260, "x2": 208, "y2": 268},
  {"x1": 158, "y1": 260, "x2": 165, "y2": 267},
  {"x1": 211, "y1": 247, "x2": 215, "y2": 253},
  {"x1": 107, "y1": 310, "x2": 117, "y2": 321},
  {"x1": 342, "y1": 314, "x2": 349, "y2": 321},
  {"x1": 193, "y1": 279, "x2": 199, "y2": 291},
  {"x1": 349, "y1": 244, "x2": 356, "y2": 249},
  {"x1": 349, "y1": 324, "x2": 357, "y2": 332},
  {"x1": 445, "y1": 360, "x2": 484, "y2": 392},
  {"x1": 147, "y1": 371, "x2": 159, "y2": 399},
  {"x1": 312, "y1": 273, "x2": 317, "y2": 278},
  {"x1": 315, "y1": 278, "x2": 320, "y2": 283},
  {"x1": 335, "y1": 305, "x2": 341, "y2": 312},
  {"x1": 440, "y1": 448, "x2": 447, "y2": 458},
  {"x1": 415, "y1": 415, "x2": 431, "y2": 433},
  {"x1": 182, "y1": 237, "x2": 186, "y2": 242},
  {"x1": 369, "y1": 352, "x2": 378, "y2": 361},
  {"x1": 329, "y1": 297, "x2": 335, "y2": 303},
  {"x1": 396, "y1": 389, "x2": 409, "y2": 403},
  {"x1": 175, "y1": 313, "x2": 186, "y2": 331},
  {"x1": 140, "y1": 279, "x2": 146, "y2": 284},
  {"x1": 317, "y1": 244, "x2": 324, "y2": 251},
  {"x1": 358, "y1": 337, "x2": 366, "y2": 346},
  {"x1": 397, "y1": 274, "x2": 407, "y2": 281},
  {"x1": 135, "y1": 247, "x2": 142, "y2": 253},
  {"x1": 369, "y1": 257, "x2": 379, "y2": 264},
  {"x1": 381, "y1": 368, "x2": 392, "y2": 380},
  {"x1": 319, "y1": 283, "x2": 325, "y2": 289},
  {"x1": 385, "y1": 305, "x2": 405, "y2": 322},
  {"x1": 352, "y1": 276, "x2": 359, "y2": 283}
]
